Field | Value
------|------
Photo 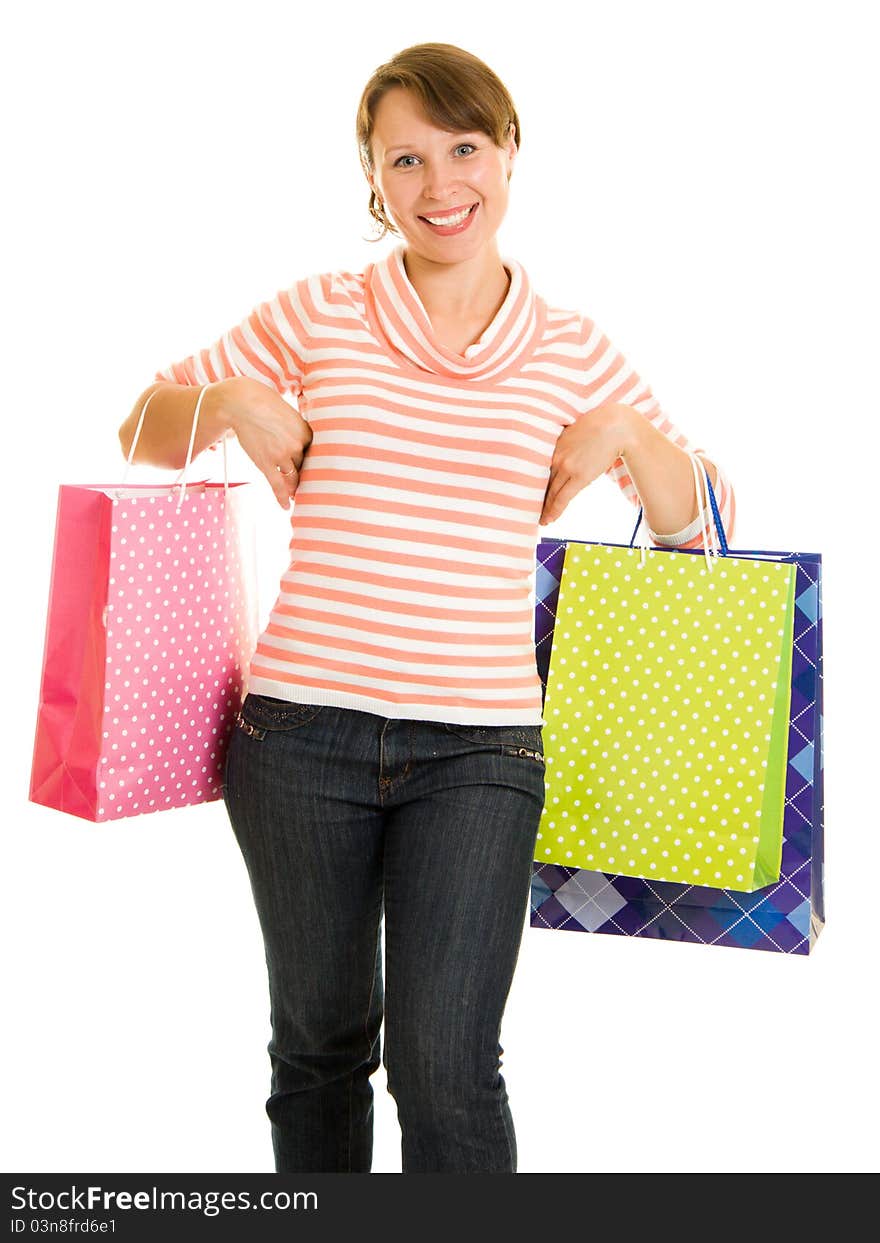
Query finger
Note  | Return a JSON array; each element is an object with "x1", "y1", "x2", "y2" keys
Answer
[
  {"x1": 282, "y1": 460, "x2": 302, "y2": 499},
  {"x1": 540, "y1": 470, "x2": 563, "y2": 523},
  {"x1": 267, "y1": 465, "x2": 295, "y2": 509},
  {"x1": 540, "y1": 473, "x2": 573, "y2": 525}
]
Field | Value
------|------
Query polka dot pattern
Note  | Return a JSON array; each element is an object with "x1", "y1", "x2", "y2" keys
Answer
[
  {"x1": 536, "y1": 544, "x2": 796, "y2": 890},
  {"x1": 98, "y1": 486, "x2": 259, "y2": 819}
]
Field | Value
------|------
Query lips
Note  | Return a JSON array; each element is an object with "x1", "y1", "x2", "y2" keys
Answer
[{"x1": 418, "y1": 203, "x2": 478, "y2": 222}]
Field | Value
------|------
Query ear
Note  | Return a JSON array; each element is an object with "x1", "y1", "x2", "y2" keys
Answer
[{"x1": 505, "y1": 121, "x2": 517, "y2": 169}]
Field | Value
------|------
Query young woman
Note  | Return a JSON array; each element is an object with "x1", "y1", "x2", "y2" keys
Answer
[{"x1": 119, "y1": 42, "x2": 735, "y2": 1174}]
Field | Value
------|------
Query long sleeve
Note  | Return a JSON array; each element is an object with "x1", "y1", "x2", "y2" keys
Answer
[
  {"x1": 153, "y1": 275, "x2": 323, "y2": 400},
  {"x1": 578, "y1": 315, "x2": 736, "y2": 548}
]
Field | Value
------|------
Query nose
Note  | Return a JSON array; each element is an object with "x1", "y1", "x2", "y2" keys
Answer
[{"x1": 419, "y1": 162, "x2": 464, "y2": 204}]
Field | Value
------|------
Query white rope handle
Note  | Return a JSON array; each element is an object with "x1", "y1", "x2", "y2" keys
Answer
[
  {"x1": 119, "y1": 381, "x2": 229, "y2": 511},
  {"x1": 634, "y1": 449, "x2": 720, "y2": 570},
  {"x1": 685, "y1": 449, "x2": 721, "y2": 572},
  {"x1": 634, "y1": 493, "x2": 652, "y2": 568}
]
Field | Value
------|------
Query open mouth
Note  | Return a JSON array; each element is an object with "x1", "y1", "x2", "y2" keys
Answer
[{"x1": 418, "y1": 203, "x2": 479, "y2": 233}]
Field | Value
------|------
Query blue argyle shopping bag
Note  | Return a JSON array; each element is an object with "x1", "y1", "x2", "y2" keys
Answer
[{"x1": 530, "y1": 467, "x2": 824, "y2": 955}]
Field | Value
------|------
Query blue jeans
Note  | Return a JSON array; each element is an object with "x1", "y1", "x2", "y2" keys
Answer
[{"x1": 221, "y1": 693, "x2": 546, "y2": 1173}]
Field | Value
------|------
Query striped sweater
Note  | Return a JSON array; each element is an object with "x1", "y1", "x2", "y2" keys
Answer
[{"x1": 154, "y1": 242, "x2": 735, "y2": 725}]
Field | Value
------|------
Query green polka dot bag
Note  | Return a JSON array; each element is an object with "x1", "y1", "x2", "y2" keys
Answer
[{"x1": 533, "y1": 453, "x2": 823, "y2": 937}]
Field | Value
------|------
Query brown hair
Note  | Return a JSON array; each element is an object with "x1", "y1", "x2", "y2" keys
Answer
[{"x1": 356, "y1": 42, "x2": 520, "y2": 242}]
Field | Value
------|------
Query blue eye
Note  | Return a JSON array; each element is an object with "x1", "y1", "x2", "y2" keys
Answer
[{"x1": 393, "y1": 143, "x2": 477, "y2": 168}]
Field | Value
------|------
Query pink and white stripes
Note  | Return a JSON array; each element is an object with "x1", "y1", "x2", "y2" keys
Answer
[{"x1": 155, "y1": 243, "x2": 735, "y2": 724}]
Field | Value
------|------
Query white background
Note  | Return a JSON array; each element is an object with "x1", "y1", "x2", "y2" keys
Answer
[{"x1": 3, "y1": 0, "x2": 877, "y2": 1173}]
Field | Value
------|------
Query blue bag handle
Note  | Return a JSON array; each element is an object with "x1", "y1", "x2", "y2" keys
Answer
[{"x1": 628, "y1": 457, "x2": 729, "y2": 556}]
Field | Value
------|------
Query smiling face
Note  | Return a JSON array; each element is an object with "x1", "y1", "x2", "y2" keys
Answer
[{"x1": 367, "y1": 86, "x2": 516, "y2": 262}]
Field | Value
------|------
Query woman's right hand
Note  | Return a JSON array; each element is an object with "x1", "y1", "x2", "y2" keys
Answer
[{"x1": 215, "y1": 376, "x2": 313, "y2": 510}]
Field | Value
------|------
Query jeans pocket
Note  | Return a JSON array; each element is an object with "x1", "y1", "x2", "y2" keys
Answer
[
  {"x1": 441, "y1": 721, "x2": 544, "y2": 755},
  {"x1": 234, "y1": 693, "x2": 325, "y2": 740}
]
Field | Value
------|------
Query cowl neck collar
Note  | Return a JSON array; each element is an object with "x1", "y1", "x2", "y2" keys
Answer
[{"x1": 364, "y1": 242, "x2": 544, "y2": 382}]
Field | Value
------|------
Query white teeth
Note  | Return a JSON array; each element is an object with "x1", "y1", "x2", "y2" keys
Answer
[{"x1": 423, "y1": 206, "x2": 473, "y2": 226}]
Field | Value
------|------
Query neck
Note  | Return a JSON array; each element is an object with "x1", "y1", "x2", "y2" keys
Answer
[{"x1": 402, "y1": 246, "x2": 511, "y2": 325}]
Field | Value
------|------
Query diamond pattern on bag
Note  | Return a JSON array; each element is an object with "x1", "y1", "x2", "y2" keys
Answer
[{"x1": 552, "y1": 872, "x2": 629, "y2": 933}]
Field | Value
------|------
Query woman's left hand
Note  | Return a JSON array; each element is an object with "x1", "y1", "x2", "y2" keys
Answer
[{"x1": 539, "y1": 404, "x2": 635, "y2": 526}]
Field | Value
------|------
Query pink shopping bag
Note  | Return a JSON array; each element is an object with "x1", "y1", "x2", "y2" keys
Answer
[{"x1": 29, "y1": 385, "x2": 259, "y2": 822}]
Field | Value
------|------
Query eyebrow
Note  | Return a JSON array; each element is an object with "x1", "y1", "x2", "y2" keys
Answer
[{"x1": 385, "y1": 133, "x2": 480, "y2": 156}]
